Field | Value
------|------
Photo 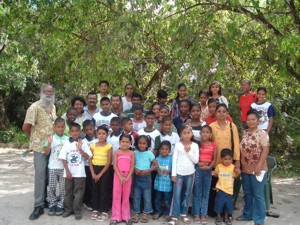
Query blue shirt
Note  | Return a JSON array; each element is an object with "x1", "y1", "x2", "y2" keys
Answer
[
  {"x1": 154, "y1": 155, "x2": 172, "y2": 192},
  {"x1": 173, "y1": 115, "x2": 191, "y2": 134},
  {"x1": 134, "y1": 150, "x2": 155, "y2": 170}
]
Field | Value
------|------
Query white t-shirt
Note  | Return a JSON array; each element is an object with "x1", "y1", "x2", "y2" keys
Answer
[
  {"x1": 45, "y1": 134, "x2": 69, "y2": 169},
  {"x1": 122, "y1": 96, "x2": 132, "y2": 112},
  {"x1": 132, "y1": 120, "x2": 146, "y2": 132},
  {"x1": 158, "y1": 132, "x2": 180, "y2": 155},
  {"x1": 58, "y1": 139, "x2": 92, "y2": 177},
  {"x1": 107, "y1": 133, "x2": 122, "y2": 153},
  {"x1": 93, "y1": 112, "x2": 117, "y2": 129},
  {"x1": 250, "y1": 101, "x2": 275, "y2": 130},
  {"x1": 219, "y1": 96, "x2": 229, "y2": 107},
  {"x1": 138, "y1": 129, "x2": 160, "y2": 151},
  {"x1": 82, "y1": 137, "x2": 98, "y2": 166}
]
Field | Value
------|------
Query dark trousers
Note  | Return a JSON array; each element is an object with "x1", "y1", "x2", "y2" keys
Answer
[
  {"x1": 92, "y1": 165, "x2": 111, "y2": 212},
  {"x1": 208, "y1": 176, "x2": 218, "y2": 216},
  {"x1": 65, "y1": 177, "x2": 86, "y2": 215},
  {"x1": 83, "y1": 166, "x2": 93, "y2": 205}
]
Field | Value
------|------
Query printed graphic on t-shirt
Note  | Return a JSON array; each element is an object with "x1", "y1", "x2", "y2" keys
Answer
[
  {"x1": 67, "y1": 150, "x2": 82, "y2": 166},
  {"x1": 50, "y1": 143, "x2": 63, "y2": 161}
]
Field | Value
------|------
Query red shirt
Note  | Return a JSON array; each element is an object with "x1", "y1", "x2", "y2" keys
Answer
[
  {"x1": 199, "y1": 142, "x2": 217, "y2": 163},
  {"x1": 205, "y1": 115, "x2": 233, "y2": 125},
  {"x1": 239, "y1": 92, "x2": 256, "y2": 122}
]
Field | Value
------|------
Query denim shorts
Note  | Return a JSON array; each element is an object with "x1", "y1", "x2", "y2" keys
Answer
[{"x1": 214, "y1": 190, "x2": 233, "y2": 214}]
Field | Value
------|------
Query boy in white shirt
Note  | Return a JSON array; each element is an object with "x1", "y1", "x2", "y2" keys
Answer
[{"x1": 93, "y1": 97, "x2": 117, "y2": 129}]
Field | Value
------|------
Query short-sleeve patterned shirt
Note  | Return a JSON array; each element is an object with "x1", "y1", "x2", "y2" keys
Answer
[{"x1": 24, "y1": 100, "x2": 57, "y2": 152}]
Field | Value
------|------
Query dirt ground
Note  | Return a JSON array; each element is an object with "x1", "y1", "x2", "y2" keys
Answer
[{"x1": 0, "y1": 148, "x2": 299, "y2": 225}]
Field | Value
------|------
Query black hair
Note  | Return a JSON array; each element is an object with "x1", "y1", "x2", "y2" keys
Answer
[
  {"x1": 87, "y1": 91, "x2": 97, "y2": 97},
  {"x1": 146, "y1": 110, "x2": 156, "y2": 117},
  {"x1": 111, "y1": 94, "x2": 122, "y2": 102},
  {"x1": 176, "y1": 83, "x2": 187, "y2": 99},
  {"x1": 66, "y1": 107, "x2": 77, "y2": 115},
  {"x1": 119, "y1": 133, "x2": 132, "y2": 142},
  {"x1": 132, "y1": 93, "x2": 143, "y2": 101},
  {"x1": 198, "y1": 90, "x2": 209, "y2": 98},
  {"x1": 97, "y1": 125, "x2": 109, "y2": 133},
  {"x1": 180, "y1": 125, "x2": 199, "y2": 144},
  {"x1": 69, "y1": 122, "x2": 81, "y2": 130},
  {"x1": 157, "y1": 89, "x2": 168, "y2": 99},
  {"x1": 111, "y1": 117, "x2": 122, "y2": 125},
  {"x1": 135, "y1": 135, "x2": 151, "y2": 150},
  {"x1": 216, "y1": 103, "x2": 228, "y2": 112},
  {"x1": 100, "y1": 96, "x2": 110, "y2": 104},
  {"x1": 209, "y1": 81, "x2": 222, "y2": 96},
  {"x1": 121, "y1": 117, "x2": 132, "y2": 126},
  {"x1": 201, "y1": 124, "x2": 212, "y2": 133},
  {"x1": 159, "y1": 140, "x2": 171, "y2": 151},
  {"x1": 190, "y1": 103, "x2": 201, "y2": 111},
  {"x1": 246, "y1": 108, "x2": 259, "y2": 119},
  {"x1": 221, "y1": 148, "x2": 233, "y2": 158},
  {"x1": 257, "y1": 86, "x2": 267, "y2": 93},
  {"x1": 159, "y1": 105, "x2": 170, "y2": 111},
  {"x1": 82, "y1": 119, "x2": 94, "y2": 129},
  {"x1": 99, "y1": 80, "x2": 109, "y2": 86},
  {"x1": 179, "y1": 99, "x2": 192, "y2": 110},
  {"x1": 132, "y1": 104, "x2": 144, "y2": 112},
  {"x1": 161, "y1": 115, "x2": 172, "y2": 123},
  {"x1": 71, "y1": 96, "x2": 87, "y2": 107},
  {"x1": 207, "y1": 98, "x2": 219, "y2": 105},
  {"x1": 54, "y1": 117, "x2": 65, "y2": 125}
]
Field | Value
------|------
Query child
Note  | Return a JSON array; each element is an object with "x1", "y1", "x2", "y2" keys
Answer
[
  {"x1": 153, "y1": 141, "x2": 173, "y2": 221},
  {"x1": 173, "y1": 99, "x2": 192, "y2": 134},
  {"x1": 209, "y1": 81, "x2": 229, "y2": 108},
  {"x1": 132, "y1": 104, "x2": 146, "y2": 132},
  {"x1": 93, "y1": 97, "x2": 117, "y2": 129},
  {"x1": 154, "y1": 116, "x2": 180, "y2": 156},
  {"x1": 198, "y1": 90, "x2": 209, "y2": 121},
  {"x1": 212, "y1": 149, "x2": 241, "y2": 225},
  {"x1": 89, "y1": 126, "x2": 112, "y2": 222},
  {"x1": 58, "y1": 122, "x2": 92, "y2": 220},
  {"x1": 97, "y1": 80, "x2": 111, "y2": 108},
  {"x1": 125, "y1": 93, "x2": 148, "y2": 118},
  {"x1": 132, "y1": 135, "x2": 159, "y2": 223},
  {"x1": 64, "y1": 107, "x2": 78, "y2": 136},
  {"x1": 250, "y1": 86, "x2": 275, "y2": 134},
  {"x1": 154, "y1": 105, "x2": 177, "y2": 133},
  {"x1": 122, "y1": 117, "x2": 138, "y2": 148},
  {"x1": 138, "y1": 111, "x2": 160, "y2": 151},
  {"x1": 186, "y1": 104, "x2": 206, "y2": 142},
  {"x1": 111, "y1": 134, "x2": 135, "y2": 225},
  {"x1": 170, "y1": 83, "x2": 192, "y2": 118},
  {"x1": 82, "y1": 120, "x2": 98, "y2": 211},
  {"x1": 192, "y1": 125, "x2": 217, "y2": 224},
  {"x1": 205, "y1": 98, "x2": 233, "y2": 125},
  {"x1": 151, "y1": 102, "x2": 161, "y2": 121},
  {"x1": 44, "y1": 118, "x2": 69, "y2": 216},
  {"x1": 169, "y1": 125, "x2": 199, "y2": 225},
  {"x1": 107, "y1": 117, "x2": 123, "y2": 154},
  {"x1": 157, "y1": 89, "x2": 170, "y2": 111},
  {"x1": 122, "y1": 83, "x2": 135, "y2": 112}
]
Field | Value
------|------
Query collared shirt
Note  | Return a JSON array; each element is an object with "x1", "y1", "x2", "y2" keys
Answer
[
  {"x1": 154, "y1": 132, "x2": 180, "y2": 155},
  {"x1": 83, "y1": 106, "x2": 101, "y2": 120},
  {"x1": 24, "y1": 100, "x2": 57, "y2": 152},
  {"x1": 154, "y1": 155, "x2": 172, "y2": 192},
  {"x1": 125, "y1": 109, "x2": 149, "y2": 119}
]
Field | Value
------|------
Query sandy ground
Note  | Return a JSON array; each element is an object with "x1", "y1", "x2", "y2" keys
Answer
[{"x1": 0, "y1": 148, "x2": 299, "y2": 225}]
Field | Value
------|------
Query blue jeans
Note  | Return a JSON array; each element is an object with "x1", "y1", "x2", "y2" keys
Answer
[
  {"x1": 214, "y1": 190, "x2": 233, "y2": 215},
  {"x1": 133, "y1": 174, "x2": 153, "y2": 214},
  {"x1": 155, "y1": 190, "x2": 172, "y2": 215},
  {"x1": 171, "y1": 174, "x2": 194, "y2": 218},
  {"x1": 241, "y1": 172, "x2": 267, "y2": 224},
  {"x1": 192, "y1": 166, "x2": 212, "y2": 216}
]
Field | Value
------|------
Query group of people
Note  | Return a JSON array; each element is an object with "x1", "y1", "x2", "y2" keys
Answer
[{"x1": 23, "y1": 79, "x2": 275, "y2": 225}]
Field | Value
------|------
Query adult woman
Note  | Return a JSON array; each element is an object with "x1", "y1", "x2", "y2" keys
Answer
[
  {"x1": 208, "y1": 103, "x2": 240, "y2": 215},
  {"x1": 237, "y1": 109, "x2": 269, "y2": 225}
]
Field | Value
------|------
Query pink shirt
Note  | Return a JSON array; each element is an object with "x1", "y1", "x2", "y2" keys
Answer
[{"x1": 199, "y1": 142, "x2": 217, "y2": 163}]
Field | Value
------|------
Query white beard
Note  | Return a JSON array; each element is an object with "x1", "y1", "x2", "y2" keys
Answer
[{"x1": 40, "y1": 92, "x2": 55, "y2": 111}]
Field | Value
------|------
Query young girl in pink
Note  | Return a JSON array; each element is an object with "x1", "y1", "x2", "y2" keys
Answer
[{"x1": 110, "y1": 134, "x2": 135, "y2": 225}]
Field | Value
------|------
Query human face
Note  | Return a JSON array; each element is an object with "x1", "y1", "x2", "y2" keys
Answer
[
  {"x1": 69, "y1": 127, "x2": 81, "y2": 140},
  {"x1": 199, "y1": 94, "x2": 208, "y2": 105},
  {"x1": 200, "y1": 127, "x2": 212, "y2": 142},
  {"x1": 110, "y1": 122, "x2": 121, "y2": 134},
  {"x1": 96, "y1": 129, "x2": 108, "y2": 142},
  {"x1": 67, "y1": 110, "x2": 77, "y2": 122},
  {"x1": 158, "y1": 97, "x2": 168, "y2": 105},
  {"x1": 211, "y1": 84, "x2": 220, "y2": 95},
  {"x1": 145, "y1": 115, "x2": 155, "y2": 128},
  {"x1": 125, "y1": 85, "x2": 134, "y2": 96},
  {"x1": 257, "y1": 90, "x2": 266, "y2": 103},
  {"x1": 161, "y1": 120, "x2": 172, "y2": 134},
  {"x1": 246, "y1": 114, "x2": 259, "y2": 130},
  {"x1": 134, "y1": 110, "x2": 143, "y2": 121},
  {"x1": 137, "y1": 138, "x2": 148, "y2": 151},
  {"x1": 83, "y1": 125, "x2": 95, "y2": 138},
  {"x1": 222, "y1": 155, "x2": 232, "y2": 166},
  {"x1": 241, "y1": 81, "x2": 251, "y2": 94},
  {"x1": 87, "y1": 94, "x2": 97, "y2": 107},
  {"x1": 208, "y1": 102, "x2": 217, "y2": 115},
  {"x1": 100, "y1": 83, "x2": 108, "y2": 94},
  {"x1": 215, "y1": 106, "x2": 228, "y2": 121},
  {"x1": 159, "y1": 108, "x2": 169, "y2": 120},
  {"x1": 179, "y1": 102, "x2": 189, "y2": 115},
  {"x1": 111, "y1": 96, "x2": 121, "y2": 110},
  {"x1": 160, "y1": 145, "x2": 170, "y2": 158},
  {"x1": 191, "y1": 106, "x2": 201, "y2": 120},
  {"x1": 101, "y1": 101, "x2": 111, "y2": 113},
  {"x1": 152, "y1": 105, "x2": 160, "y2": 117},
  {"x1": 119, "y1": 137, "x2": 131, "y2": 150},
  {"x1": 74, "y1": 100, "x2": 84, "y2": 115},
  {"x1": 180, "y1": 127, "x2": 193, "y2": 142},
  {"x1": 178, "y1": 86, "x2": 187, "y2": 98},
  {"x1": 123, "y1": 121, "x2": 133, "y2": 133},
  {"x1": 54, "y1": 122, "x2": 65, "y2": 136},
  {"x1": 132, "y1": 97, "x2": 141, "y2": 105},
  {"x1": 42, "y1": 85, "x2": 54, "y2": 97}
]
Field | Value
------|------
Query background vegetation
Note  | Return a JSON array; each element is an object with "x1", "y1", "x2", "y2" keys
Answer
[{"x1": 1, "y1": 0, "x2": 299, "y2": 176}]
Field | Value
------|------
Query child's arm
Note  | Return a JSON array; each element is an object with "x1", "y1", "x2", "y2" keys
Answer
[
  {"x1": 139, "y1": 158, "x2": 159, "y2": 176},
  {"x1": 44, "y1": 135, "x2": 53, "y2": 155},
  {"x1": 125, "y1": 151, "x2": 135, "y2": 182},
  {"x1": 63, "y1": 159, "x2": 72, "y2": 180},
  {"x1": 113, "y1": 150, "x2": 124, "y2": 182},
  {"x1": 266, "y1": 117, "x2": 273, "y2": 134},
  {"x1": 187, "y1": 143, "x2": 199, "y2": 164},
  {"x1": 266, "y1": 104, "x2": 275, "y2": 134},
  {"x1": 89, "y1": 158, "x2": 98, "y2": 181},
  {"x1": 77, "y1": 140, "x2": 89, "y2": 160},
  {"x1": 96, "y1": 147, "x2": 112, "y2": 179},
  {"x1": 211, "y1": 165, "x2": 219, "y2": 177},
  {"x1": 171, "y1": 144, "x2": 179, "y2": 182}
]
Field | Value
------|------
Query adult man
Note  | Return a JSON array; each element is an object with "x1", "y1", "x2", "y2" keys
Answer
[
  {"x1": 22, "y1": 84, "x2": 57, "y2": 220},
  {"x1": 83, "y1": 92, "x2": 101, "y2": 120}
]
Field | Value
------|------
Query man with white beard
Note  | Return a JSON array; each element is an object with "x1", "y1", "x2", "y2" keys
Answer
[{"x1": 23, "y1": 84, "x2": 57, "y2": 220}]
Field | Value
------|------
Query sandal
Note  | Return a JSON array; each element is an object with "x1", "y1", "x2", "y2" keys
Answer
[
  {"x1": 215, "y1": 217, "x2": 222, "y2": 225},
  {"x1": 235, "y1": 215, "x2": 251, "y2": 221},
  {"x1": 132, "y1": 213, "x2": 139, "y2": 223},
  {"x1": 181, "y1": 215, "x2": 191, "y2": 224},
  {"x1": 225, "y1": 217, "x2": 232, "y2": 225},
  {"x1": 110, "y1": 220, "x2": 117, "y2": 225},
  {"x1": 168, "y1": 217, "x2": 179, "y2": 225},
  {"x1": 194, "y1": 215, "x2": 201, "y2": 224},
  {"x1": 266, "y1": 210, "x2": 280, "y2": 218},
  {"x1": 201, "y1": 216, "x2": 208, "y2": 224},
  {"x1": 97, "y1": 212, "x2": 109, "y2": 222},
  {"x1": 91, "y1": 210, "x2": 99, "y2": 220},
  {"x1": 141, "y1": 213, "x2": 149, "y2": 223}
]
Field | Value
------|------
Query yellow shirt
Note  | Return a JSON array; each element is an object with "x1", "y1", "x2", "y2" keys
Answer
[
  {"x1": 210, "y1": 121, "x2": 240, "y2": 167},
  {"x1": 90, "y1": 143, "x2": 112, "y2": 166},
  {"x1": 214, "y1": 163, "x2": 236, "y2": 195}
]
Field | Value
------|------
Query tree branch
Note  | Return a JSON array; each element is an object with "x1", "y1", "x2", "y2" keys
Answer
[
  {"x1": 286, "y1": 58, "x2": 300, "y2": 82},
  {"x1": 285, "y1": 0, "x2": 300, "y2": 33}
]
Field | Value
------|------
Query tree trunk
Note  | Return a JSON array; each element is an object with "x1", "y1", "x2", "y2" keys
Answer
[{"x1": 0, "y1": 93, "x2": 10, "y2": 130}]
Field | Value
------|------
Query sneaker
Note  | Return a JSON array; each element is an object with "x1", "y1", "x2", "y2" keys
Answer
[
  {"x1": 29, "y1": 206, "x2": 44, "y2": 220},
  {"x1": 48, "y1": 206, "x2": 56, "y2": 216},
  {"x1": 55, "y1": 207, "x2": 64, "y2": 216},
  {"x1": 83, "y1": 203, "x2": 93, "y2": 211}
]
